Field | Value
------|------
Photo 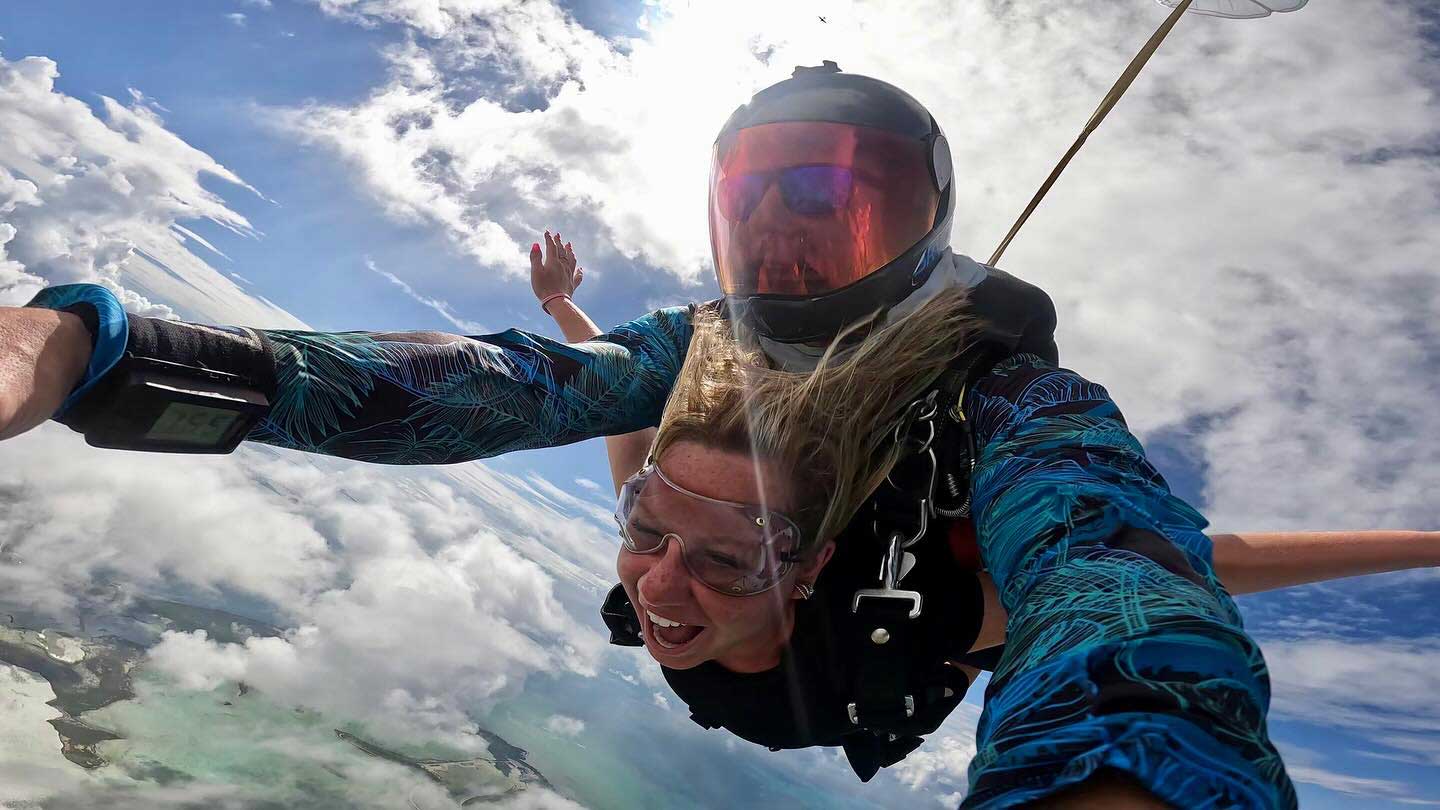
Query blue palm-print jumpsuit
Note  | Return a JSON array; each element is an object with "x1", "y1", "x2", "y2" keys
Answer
[{"x1": 31, "y1": 286, "x2": 1297, "y2": 809}]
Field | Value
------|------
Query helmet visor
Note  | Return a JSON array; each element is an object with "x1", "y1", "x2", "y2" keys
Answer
[
  {"x1": 615, "y1": 464, "x2": 805, "y2": 596},
  {"x1": 710, "y1": 121, "x2": 940, "y2": 298}
]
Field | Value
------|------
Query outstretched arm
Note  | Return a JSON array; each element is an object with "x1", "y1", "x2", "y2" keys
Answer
[
  {"x1": 530, "y1": 231, "x2": 655, "y2": 494},
  {"x1": 16, "y1": 283, "x2": 693, "y2": 464},
  {"x1": 967, "y1": 530, "x2": 1440, "y2": 655},
  {"x1": 962, "y1": 355, "x2": 1295, "y2": 810},
  {"x1": 1211, "y1": 530, "x2": 1440, "y2": 594}
]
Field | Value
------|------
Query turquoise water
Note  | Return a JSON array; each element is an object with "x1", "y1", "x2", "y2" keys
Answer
[
  {"x1": 482, "y1": 670, "x2": 894, "y2": 810},
  {"x1": 84, "y1": 670, "x2": 472, "y2": 809}
]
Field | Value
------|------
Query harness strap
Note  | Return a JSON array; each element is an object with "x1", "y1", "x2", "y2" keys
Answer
[
  {"x1": 848, "y1": 595, "x2": 921, "y2": 729},
  {"x1": 842, "y1": 341, "x2": 999, "y2": 745}
]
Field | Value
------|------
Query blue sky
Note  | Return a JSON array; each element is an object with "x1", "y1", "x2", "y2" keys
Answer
[{"x1": 1, "y1": 1, "x2": 1439, "y2": 808}]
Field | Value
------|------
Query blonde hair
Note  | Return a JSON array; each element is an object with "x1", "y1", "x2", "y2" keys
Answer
[{"x1": 653, "y1": 288, "x2": 977, "y2": 550}]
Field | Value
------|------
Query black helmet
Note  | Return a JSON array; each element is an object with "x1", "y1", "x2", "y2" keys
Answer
[{"x1": 709, "y1": 61, "x2": 955, "y2": 344}]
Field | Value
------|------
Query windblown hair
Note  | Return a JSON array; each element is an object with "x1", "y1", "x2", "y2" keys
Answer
[{"x1": 653, "y1": 288, "x2": 977, "y2": 552}]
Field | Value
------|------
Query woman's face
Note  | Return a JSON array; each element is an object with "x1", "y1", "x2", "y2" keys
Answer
[{"x1": 616, "y1": 441, "x2": 834, "y2": 673}]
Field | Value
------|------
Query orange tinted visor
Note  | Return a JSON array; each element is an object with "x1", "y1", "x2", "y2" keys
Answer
[{"x1": 710, "y1": 122, "x2": 939, "y2": 297}]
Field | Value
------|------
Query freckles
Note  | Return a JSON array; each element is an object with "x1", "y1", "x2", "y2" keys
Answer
[{"x1": 616, "y1": 549, "x2": 652, "y2": 584}]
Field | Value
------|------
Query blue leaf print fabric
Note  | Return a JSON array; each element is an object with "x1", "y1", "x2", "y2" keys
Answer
[{"x1": 244, "y1": 307, "x2": 694, "y2": 463}]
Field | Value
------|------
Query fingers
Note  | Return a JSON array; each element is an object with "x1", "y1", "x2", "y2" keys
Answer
[
  {"x1": 573, "y1": 266, "x2": 583, "y2": 289},
  {"x1": 543, "y1": 230, "x2": 556, "y2": 267},
  {"x1": 529, "y1": 241, "x2": 543, "y2": 275}
]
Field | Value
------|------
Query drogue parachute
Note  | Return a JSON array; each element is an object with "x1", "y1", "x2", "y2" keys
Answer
[
  {"x1": 989, "y1": 0, "x2": 1310, "y2": 266},
  {"x1": 1157, "y1": 0, "x2": 1308, "y2": 19}
]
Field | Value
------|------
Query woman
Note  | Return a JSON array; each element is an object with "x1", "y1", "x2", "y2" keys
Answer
[{"x1": 532, "y1": 231, "x2": 1440, "y2": 805}]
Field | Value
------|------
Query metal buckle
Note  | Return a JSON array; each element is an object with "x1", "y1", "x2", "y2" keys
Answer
[
  {"x1": 851, "y1": 588, "x2": 923, "y2": 619},
  {"x1": 851, "y1": 532, "x2": 924, "y2": 618},
  {"x1": 846, "y1": 695, "x2": 916, "y2": 726}
]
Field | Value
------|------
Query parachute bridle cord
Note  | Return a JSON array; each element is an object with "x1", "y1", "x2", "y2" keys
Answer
[{"x1": 988, "y1": 0, "x2": 1196, "y2": 267}]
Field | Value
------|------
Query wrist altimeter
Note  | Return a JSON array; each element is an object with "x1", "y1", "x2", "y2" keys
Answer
[{"x1": 61, "y1": 355, "x2": 269, "y2": 454}]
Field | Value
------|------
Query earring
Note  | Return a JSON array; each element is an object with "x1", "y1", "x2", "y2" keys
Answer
[{"x1": 794, "y1": 582, "x2": 814, "y2": 601}]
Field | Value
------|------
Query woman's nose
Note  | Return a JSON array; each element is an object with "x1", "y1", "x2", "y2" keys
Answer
[{"x1": 641, "y1": 536, "x2": 693, "y2": 602}]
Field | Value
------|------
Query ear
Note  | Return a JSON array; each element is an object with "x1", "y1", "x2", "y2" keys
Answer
[{"x1": 797, "y1": 540, "x2": 836, "y2": 583}]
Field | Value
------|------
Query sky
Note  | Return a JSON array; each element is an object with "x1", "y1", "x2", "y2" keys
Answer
[{"x1": 0, "y1": 0, "x2": 1438, "y2": 807}]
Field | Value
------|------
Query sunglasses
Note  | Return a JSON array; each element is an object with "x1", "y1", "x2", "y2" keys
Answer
[
  {"x1": 615, "y1": 464, "x2": 805, "y2": 596},
  {"x1": 715, "y1": 164, "x2": 855, "y2": 223}
]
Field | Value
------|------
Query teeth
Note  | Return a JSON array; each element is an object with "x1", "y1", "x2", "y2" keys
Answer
[{"x1": 646, "y1": 610, "x2": 685, "y2": 628}]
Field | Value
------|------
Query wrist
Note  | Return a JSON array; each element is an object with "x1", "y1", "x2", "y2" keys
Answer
[
  {"x1": 52, "y1": 311, "x2": 93, "y2": 387},
  {"x1": 540, "y1": 292, "x2": 571, "y2": 315}
]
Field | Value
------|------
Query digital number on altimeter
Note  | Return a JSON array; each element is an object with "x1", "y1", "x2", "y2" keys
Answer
[{"x1": 144, "y1": 403, "x2": 239, "y2": 445}]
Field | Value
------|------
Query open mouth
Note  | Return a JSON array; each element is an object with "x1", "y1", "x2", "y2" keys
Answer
[{"x1": 643, "y1": 608, "x2": 706, "y2": 652}]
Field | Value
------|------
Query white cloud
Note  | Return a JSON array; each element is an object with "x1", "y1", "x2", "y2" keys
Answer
[
  {"x1": 889, "y1": 704, "x2": 982, "y2": 795},
  {"x1": 651, "y1": 692, "x2": 670, "y2": 710},
  {"x1": 0, "y1": 431, "x2": 337, "y2": 617},
  {"x1": 1287, "y1": 765, "x2": 1423, "y2": 801},
  {"x1": 226, "y1": 12, "x2": 248, "y2": 27},
  {"x1": 0, "y1": 54, "x2": 302, "y2": 325},
  {"x1": 1, "y1": 423, "x2": 614, "y2": 751},
  {"x1": 1264, "y1": 637, "x2": 1440, "y2": 736},
  {"x1": 244, "y1": 0, "x2": 273, "y2": 7},
  {"x1": 574, "y1": 477, "x2": 600, "y2": 492},
  {"x1": 366, "y1": 257, "x2": 487, "y2": 332},
  {"x1": 544, "y1": 714, "x2": 585, "y2": 737},
  {"x1": 1276, "y1": 740, "x2": 1439, "y2": 805}
]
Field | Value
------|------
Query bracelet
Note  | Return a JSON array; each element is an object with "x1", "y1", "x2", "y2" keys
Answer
[
  {"x1": 540, "y1": 292, "x2": 570, "y2": 315},
  {"x1": 25, "y1": 283, "x2": 130, "y2": 417}
]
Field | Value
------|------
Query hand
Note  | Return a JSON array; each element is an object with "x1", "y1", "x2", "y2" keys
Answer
[
  {"x1": 529, "y1": 230, "x2": 583, "y2": 306},
  {"x1": 0, "y1": 307, "x2": 91, "y2": 441}
]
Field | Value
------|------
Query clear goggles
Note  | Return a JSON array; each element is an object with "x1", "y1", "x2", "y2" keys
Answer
[
  {"x1": 709, "y1": 121, "x2": 940, "y2": 298},
  {"x1": 614, "y1": 463, "x2": 806, "y2": 596}
]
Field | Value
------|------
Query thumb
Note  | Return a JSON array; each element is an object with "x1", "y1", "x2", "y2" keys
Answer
[
  {"x1": 574, "y1": 266, "x2": 584, "y2": 288},
  {"x1": 529, "y1": 242, "x2": 543, "y2": 274}
]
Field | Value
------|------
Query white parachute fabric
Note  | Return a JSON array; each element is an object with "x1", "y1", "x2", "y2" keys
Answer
[{"x1": 1156, "y1": 0, "x2": 1308, "y2": 18}]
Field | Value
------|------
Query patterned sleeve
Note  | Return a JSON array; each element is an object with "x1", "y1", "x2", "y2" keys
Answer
[
  {"x1": 243, "y1": 307, "x2": 694, "y2": 463},
  {"x1": 960, "y1": 355, "x2": 1295, "y2": 809}
]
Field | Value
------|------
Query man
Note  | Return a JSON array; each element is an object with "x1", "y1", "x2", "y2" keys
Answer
[{"x1": 0, "y1": 63, "x2": 1295, "y2": 808}]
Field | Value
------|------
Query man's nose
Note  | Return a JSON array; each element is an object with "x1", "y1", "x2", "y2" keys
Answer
[{"x1": 739, "y1": 176, "x2": 790, "y2": 227}]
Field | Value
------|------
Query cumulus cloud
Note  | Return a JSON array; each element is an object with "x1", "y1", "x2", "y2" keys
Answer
[
  {"x1": 0, "y1": 53, "x2": 255, "y2": 276},
  {"x1": 0, "y1": 430, "x2": 336, "y2": 618},
  {"x1": 1, "y1": 422, "x2": 616, "y2": 750},
  {"x1": 888, "y1": 704, "x2": 982, "y2": 796},
  {"x1": 544, "y1": 714, "x2": 586, "y2": 737},
  {"x1": 136, "y1": 455, "x2": 611, "y2": 744},
  {"x1": 0, "y1": 53, "x2": 303, "y2": 325}
]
